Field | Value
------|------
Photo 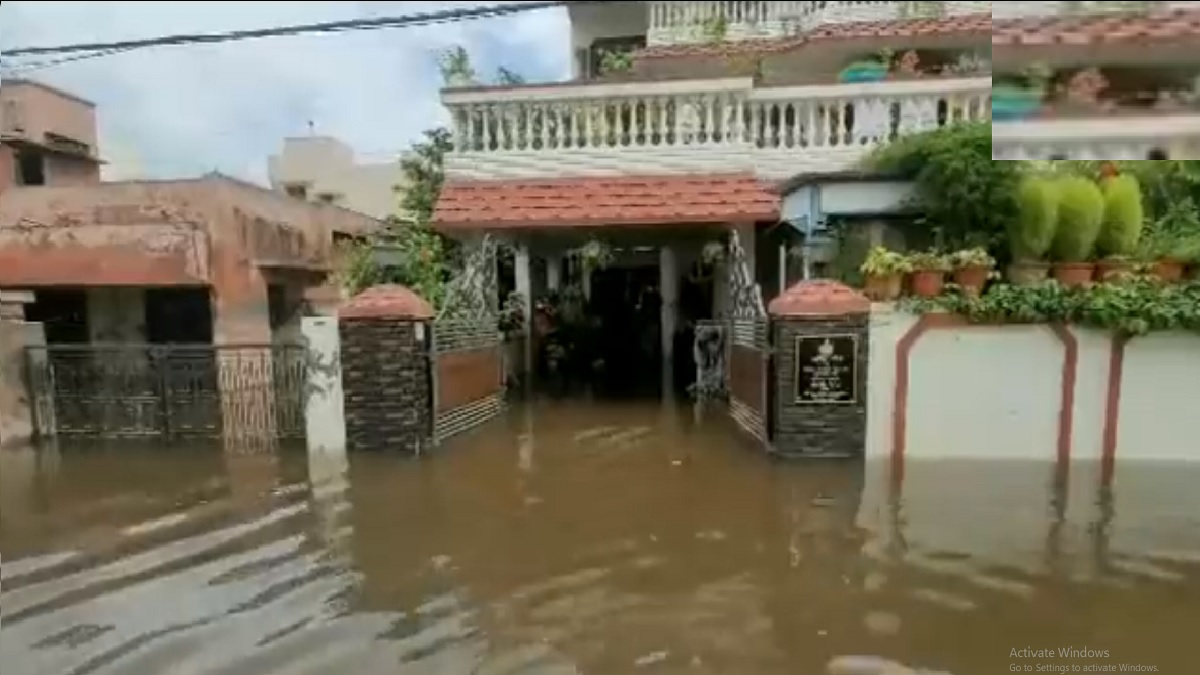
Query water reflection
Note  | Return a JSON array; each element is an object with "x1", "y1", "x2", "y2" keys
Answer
[{"x1": 2, "y1": 401, "x2": 1199, "y2": 674}]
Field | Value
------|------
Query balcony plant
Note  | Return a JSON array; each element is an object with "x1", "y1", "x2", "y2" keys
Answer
[
  {"x1": 839, "y1": 48, "x2": 891, "y2": 84},
  {"x1": 944, "y1": 53, "x2": 991, "y2": 77},
  {"x1": 949, "y1": 248, "x2": 995, "y2": 297},
  {"x1": 598, "y1": 49, "x2": 634, "y2": 77},
  {"x1": 439, "y1": 46, "x2": 476, "y2": 87},
  {"x1": 1051, "y1": 176, "x2": 1106, "y2": 288},
  {"x1": 993, "y1": 63, "x2": 1051, "y2": 121},
  {"x1": 1140, "y1": 198, "x2": 1200, "y2": 282},
  {"x1": 860, "y1": 246, "x2": 910, "y2": 301},
  {"x1": 1095, "y1": 173, "x2": 1145, "y2": 281},
  {"x1": 1008, "y1": 175, "x2": 1060, "y2": 286},
  {"x1": 906, "y1": 251, "x2": 951, "y2": 298}
]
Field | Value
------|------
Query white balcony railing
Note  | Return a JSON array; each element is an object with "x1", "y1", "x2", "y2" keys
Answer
[
  {"x1": 647, "y1": 1, "x2": 992, "y2": 45},
  {"x1": 443, "y1": 77, "x2": 991, "y2": 180},
  {"x1": 992, "y1": 115, "x2": 1200, "y2": 160}
]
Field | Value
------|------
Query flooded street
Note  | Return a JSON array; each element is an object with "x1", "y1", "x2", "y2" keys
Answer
[{"x1": 3, "y1": 399, "x2": 1199, "y2": 675}]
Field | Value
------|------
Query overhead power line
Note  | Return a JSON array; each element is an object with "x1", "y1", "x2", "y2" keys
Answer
[{"x1": 2, "y1": 1, "x2": 584, "y2": 59}]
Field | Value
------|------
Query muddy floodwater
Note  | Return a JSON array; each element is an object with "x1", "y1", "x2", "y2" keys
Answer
[{"x1": 3, "y1": 399, "x2": 1199, "y2": 675}]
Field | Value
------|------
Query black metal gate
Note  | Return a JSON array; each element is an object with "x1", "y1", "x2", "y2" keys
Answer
[
  {"x1": 25, "y1": 343, "x2": 306, "y2": 442},
  {"x1": 723, "y1": 229, "x2": 771, "y2": 444}
]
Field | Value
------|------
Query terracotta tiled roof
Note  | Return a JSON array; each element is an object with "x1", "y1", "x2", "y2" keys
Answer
[
  {"x1": 637, "y1": 15, "x2": 991, "y2": 59},
  {"x1": 340, "y1": 284, "x2": 434, "y2": 320},
  {"x1": 992, "y1": 9, "x2": 1200, "y2": 46},
  {"x1": 768, "y1": 280, "x2": 871, "y2": 317},
  {"x1": 433, "y1": 175, "x2": 779, "y2": 230}
]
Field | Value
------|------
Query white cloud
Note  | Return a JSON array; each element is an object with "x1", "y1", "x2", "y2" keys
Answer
[{"x1": 0, "y1": 1, "x2": 571, "y2": 182}]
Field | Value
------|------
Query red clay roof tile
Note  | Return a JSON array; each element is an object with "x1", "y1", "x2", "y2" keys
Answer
[
  {"x1": 340, "y1": 284, "x2": 434, "y2": 320},
  {"x1": 769, "y1": 280, "x2": 871, "y2": 317},
  {"x1": 992, "y1": 9, "x2": 1200, "y2": 46},
  {"x1": 433, "y1": 175, "x2": 779, "y2": 230},
  {"x1": 636, "y1": 15, "x2": 991, "y2": 59}
]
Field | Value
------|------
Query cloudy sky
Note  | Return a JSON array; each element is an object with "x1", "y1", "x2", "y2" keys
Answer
[{"x1": 0, "y1": 1, "x2": 571, "y2": 182}]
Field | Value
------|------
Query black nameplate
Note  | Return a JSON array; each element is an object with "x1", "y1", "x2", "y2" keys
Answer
[{"x1": 794, "y1": 334, "x2": 858, "y2": 405}]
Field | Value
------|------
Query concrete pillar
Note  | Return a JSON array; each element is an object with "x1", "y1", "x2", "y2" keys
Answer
[
  {"x1": 546, "y1": 254, "x2": 562, "y2": 291},
  {"x1": 0, "y1": 291, "x2": 39, "y2": 448},
  {"x1": 660, "y1": 245, "x2": 678, "y2": 362},
  {"x1": 767, "y1": 280, "x2": 871, "y2": 458},
  {"x1": 302, "y1": 316, "x2": 346, "y2": 456},
  {"x1": 514, "y1": 243, "x2": 532, "y2": 331}
]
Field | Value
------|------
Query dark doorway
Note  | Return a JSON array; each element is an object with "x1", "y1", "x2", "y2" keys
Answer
[
  {"x1": 24, "y1": 289, "x2": 89, "y2": 344},
  {"x1": 145, "y1": 287, "x2": 213, "y2": 344},
  {"x1": 15, "y1": 150, "x2": 46, "y2": 186},
  {"x1": 672, "y1": 259, "x2": 715, "y2": 394},
  {"x1": 589, "y1": 264, "x2": 661, "y2": 397}
]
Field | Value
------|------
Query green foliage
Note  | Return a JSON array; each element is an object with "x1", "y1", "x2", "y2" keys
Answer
[
  {"x1": 949, "y1": 247, "x2": 995, "y2": 269},
  {"x1": 865, "y1": 122, "x2": 1019, "y2": 252},
  {"x1": 438, "y1": 46, "x2": 475, "y2": 84},
  {"x1": 860, "y1": 246, "x2": 912, "y2": 276},
  {"x1": 902, "y1": 278, "x2": 1200, "y2": 337},
  {"x1": 1051, "y1": 176, "x2": 1105, "y2": 262},
  {"x1": 906, "y1": 250, "x2": 950, "y2": 272},
  {"x1": 569, "y1": 239, "x2": 616, "y2": 273},
  {"x1": 699, "y1": 14, "x2": 728, "y2": 42},
  {"x1": 598, "y1": 49, "x2": 634, "y2": 75},
  {"x1": 336, "y1": 127, "x2": 458, "y2": 306},
  {"x1": 495, "y1": 67, "x2": 525, "y2": 85},
  {"x1": 1097, "y1": 174, "x2": 1145, "y2": 258},
  {"x1": 1140, "y1": 197, "x2": 1200, "y2": 260},
  {"x1": 1011, "y1": 175, "x2": 1060, "y2": 260}
]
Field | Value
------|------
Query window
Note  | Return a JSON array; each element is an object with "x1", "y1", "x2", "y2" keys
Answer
[
  {"x1": 316, "y1": 192, "x2": 341, "y2": 205},
  {"x1": 16, "y1": 150, "x2": 45, "y2": 186},
  {"x1": 580, "y1": 35, "x2": 646, "y2": 78},
  {"x1": 285, "y1": 184, "x2": 308, "y2": 199},
  {"x1": 1147, "y1": 148, "x2": 1169, "y2": 160}
]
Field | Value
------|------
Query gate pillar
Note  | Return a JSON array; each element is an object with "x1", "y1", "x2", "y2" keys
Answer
[
  {"x1": 0, "y1": 291, "x2": 42, "y2": 449},
  {"x1": 767, "y1": 280, "x2": 870, "y2": 458},
  {"x1": 302, "y1": 315, "x2": 346, "y2": 457},
  {"x1": 338, "y1": 285, "x2": 434, "y2": 453}
]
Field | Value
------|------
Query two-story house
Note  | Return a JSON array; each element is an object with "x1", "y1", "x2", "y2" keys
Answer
[
  {"x1": 992, "y1": 1, "x2": 1200, "y2": 159},
  {"x1": 267, "y1": 135, "x2": 410, "y2": 224},
  {"x1": 431, "y1": 0, "x2": 992, "y2": 383}
]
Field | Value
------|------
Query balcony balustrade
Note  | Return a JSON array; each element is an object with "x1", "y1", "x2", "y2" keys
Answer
[{"x1": 443, "y1": 77, "x2": 990, "y2": 180}]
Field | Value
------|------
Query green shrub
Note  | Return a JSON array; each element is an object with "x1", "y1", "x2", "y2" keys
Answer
[
  {"x1": 1052, "y1": 176, "x2": 1105, "y2": 262},
  {"x1": 1010, "y1": 175, "x2": 1059, "y2": 260},
  {"x1": 1097, "y1": 174, "x2": 1145, "y2": 258}
]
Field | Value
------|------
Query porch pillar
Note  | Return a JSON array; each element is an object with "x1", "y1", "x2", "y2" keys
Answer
[
  {"x1": 514, "y1": 242, "x2": 533, "y2": 385},
  {"x1": 514, "y1": 243, "x2": 532, "y2": 330},
  {"x1": 546, "y1": 254, "x2": 562, "y2": 291},
  {"x1": 660, "y1": 245, "x2": 678, "y2": 363}
]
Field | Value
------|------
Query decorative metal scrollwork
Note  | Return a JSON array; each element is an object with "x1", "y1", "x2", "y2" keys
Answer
[
  {"x1": 437, "y1": 233, "x2": 499, "y2": 323},
  {"x1": 727, "y1": 229, "x2": 766, "y2": 320}
]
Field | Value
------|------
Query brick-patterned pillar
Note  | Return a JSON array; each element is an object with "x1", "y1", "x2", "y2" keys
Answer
[
  {"x1": 767, "y1": 280, "x2": 871, "y2": 458},
  {"x1": 338, "y1": 285, "x2": 434, "y2": 453}
]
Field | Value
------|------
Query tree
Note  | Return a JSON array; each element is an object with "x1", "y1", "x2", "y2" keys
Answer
[{"x1": 399, "y1": 127, "x2": 453, "y2": 227}]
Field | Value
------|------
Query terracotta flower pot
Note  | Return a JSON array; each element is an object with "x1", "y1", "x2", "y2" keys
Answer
[
  {"x1": 864, "y1": 273, "x2": 902, "y2": 302},
  {"x1": 1095, "y1": 259, "x2": 1135, "y2": 282},
  {"x1": 1007, "y1": 260, "x2": 1050, "y2": 286},
  {"x1": 952, "y1": 265, "x2": 990, "y2": 297},
  {"x1": 1152, "y1": 259, "x2": 1186, "y2": 283},
  {"x1": 1053, "y1": 262, "x2": 1095, "y2": 288},
  {"x1": 908, "y1": 270, "x2": 945, "y2": 298}
]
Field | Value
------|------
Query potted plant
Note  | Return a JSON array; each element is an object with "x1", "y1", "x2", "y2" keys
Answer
[
  {"x1": 1008, "y1": 174, "x2": 1059, "y2": 286},
  {"x1": 906, "y1": 251, "x2": 951, "y2": 298},
  {"x1": 993, "y1": 63, "x2": 1051, "y2": 121},
  {"x1": 1141, "y1": 198, "x2": 1200, "y2": 282},
  {"x1": 859, "y1": 246, "x2": 911, "y2": 301},
  {"x1": 1050, "y1": 175, "x2": 1105, "y2": 288},
  {"x1": 1094, "y1": 173, "x2": 1145, "y2": 281},
  {"x1": 439, "y1": 46, "x2": 476, "y2": 87},
  {"x1": 949, "y1": 248, "x2": 995, "y2": 297},
  {"x1": 839, "y1": 49, "x2": 891, "y2": 84}
]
